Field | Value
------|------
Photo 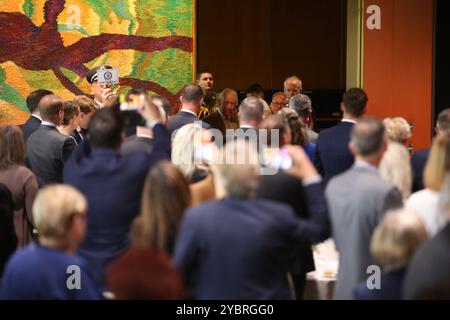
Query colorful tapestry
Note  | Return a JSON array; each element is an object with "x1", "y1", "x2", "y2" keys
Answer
[{"x1": 0, "y1": 0, "x2": 194, "y2": 125}]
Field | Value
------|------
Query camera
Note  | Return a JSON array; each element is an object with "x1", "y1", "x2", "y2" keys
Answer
[
  {"x1": 97, "y1": 68, "x2": 120, "y2": 85},
  {"x1": 120, "y1": 94, "x2": 146, "y2": 128},
  {"x1": 261, "y1": 147, "x2": 293, "y2": 170}
]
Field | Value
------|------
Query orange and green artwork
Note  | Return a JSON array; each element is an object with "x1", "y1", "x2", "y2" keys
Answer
[{"x1": 0, "y1": 0, "x2": 194, "y2": 125}]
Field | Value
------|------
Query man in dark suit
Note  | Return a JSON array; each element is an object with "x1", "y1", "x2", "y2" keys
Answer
[
  {"x1": 173, "y1": 140, "x2": 329, "y2": 299},
  {"x1": 70, "y1": 96, "x2": 97, "y2": 144},
  {"x1": 411, "y1": 108, "x2": 450, "y2": 192},
  {"x1": 326, "y1": 118, "x2": 403, "y2": 299},
  {"x1": 256, "y1": 114, "x2": 328, "y2": 299},
  {"x1": 203, "y1": 88, "x2": 239, "y2": 137},
  {"x1": 63, "y1": 97, "x2": 170, "y2": 287},
  {"x1": 27, "y1": 95, "x2": 76, "y2": 186},
  {"x1": 167, "y1": 84, "x2": 210, "y2": 137},
  {"x1": 21, "y1": 89, "x2": 53, "y2": 141},
  {"x1": 314, "y1": 88, "x2": 368, "y2": 185}
]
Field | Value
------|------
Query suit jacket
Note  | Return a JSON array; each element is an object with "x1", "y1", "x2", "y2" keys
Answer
[
  {"x1": 70, "y1": 129, "x2": 83, "y2": 145},
  {"x1": 203, "y1": 110, "x2": 226, "y2": 136},
  {"x1": 167, "y1": 111, "x2": 210, "y2": 136},
  {"x1": 257, "y1": 173, "x2": 329, "y2": 276},
  {"x1": 21, "y1": 115, "x2": 41, "y2": 142},
  {"x1": 173, "y1": 192, "x2": 329, "y2": 300},
  {"x1": 354, "y1": 268, "x2": 406, "y2": 300},
  {"x1": 325, "y1": 165, "x2": 403, "y2": 299},
  {"x1": 403, "y1": 223, "x2": 450, "y2": 299},
  {"x1": 63, "y1": 124, "x2": 171, "y2": 287},
  {"x1": 121, "y1": 135, "x2": 153, "y2": 155},
  {"x1": 411, "y1": 148, "x2": 429, "y2": 192},
  {"x1": 314, "y1": 121, "x2": 355, "y2": 185},
  {"x1": 26, "y1": 125, "x2": 76, "y2": 187},
  {"x1": 0, "y1": 183, "x2": 17, "y2": 277}
]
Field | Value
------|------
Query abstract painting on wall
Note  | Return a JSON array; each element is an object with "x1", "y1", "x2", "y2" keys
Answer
[{"x1": 0, "y1": 0, "x2": 194, "y2": 125}]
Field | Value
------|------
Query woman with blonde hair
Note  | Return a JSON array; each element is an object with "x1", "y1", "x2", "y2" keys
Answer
[
  {"x1": 379, "y1": 142, "x2": 413, "y2": 200},
  {"x1": 407, "y1": 133, "x2": 450, "y2": 236},
  {"x1": 354, "y1": 208, "x2": 427, "y2": 299},
  {"x1": 0, "y1": 126, "x2": 38, "y2": 247},
  {"x1": 171, "y1": 123, "x2": 216, "y2": 205},
  {"x1": 131, "y1": 161, "x2": 191, "y2": 254},
  {"x1": 383, "y1": 117, "x2": 412, "y2": 145},
  {"x1": 1, "y1": 185, "x2": 102, "y2": 299}
]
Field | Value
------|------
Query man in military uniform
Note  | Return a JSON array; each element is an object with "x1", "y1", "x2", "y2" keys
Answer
[{"x1": 196, "y1": 71, "x2": 219, "y2": 119}]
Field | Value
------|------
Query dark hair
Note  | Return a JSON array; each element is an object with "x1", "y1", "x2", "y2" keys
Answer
[
  {"x1": 246, "y1": 83, "x2": 264, "y2": 94},
  {"x1": 196, "y1": 70, "x2": 213, "y2": 81},
  {"x1": 150, "y1": 95, "x2": 171, "y2": 119},
  {"x1": 181, "y1": 84, "x2": 204, "y2": 103},
  {"x1": 351, "y1": 117, "x2": 385, "y2": 156},
  {"x1": 0, "y1": 126, "x2": 26, "y2": 170},
  {"x1": 126, "y1": 88, "x2": 147, "y2": 102},
  {"x1": 88, "y1": 107, "x2": 124, "y2": 149},
  {"x1": 258, "y1": 114, "x2": 289, "y2": 148},
  {"x1": 437, "y1": 108, "x2": 450, "y2": 133},
  {"x1": 106, "y1": 248, "x2": 182, "y2": 299},
  {"x1": 343, "y1": 88, "x2": 368, "y2": 117},
  {"x1": 39, "y1": 95, "x2": 63, "y2": 121},
  {"x1": 280, "y1": 108, "x2": 307, "y2": 147},
  {"x1": 61, "y1": 101, "x2": 80, "y2": 126},
  {"x1": 26, "y1": 90, "x2": 53, "y2": 113}
]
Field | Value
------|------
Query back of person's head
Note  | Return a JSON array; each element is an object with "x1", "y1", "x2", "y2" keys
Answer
[
  {"x1": 279, "y1": 108, "x2": 307, "y2": 147},
  {"x1": 423, "y1": 133, "x2": 450, "y2": 191},
  {"x1": 172, "y1": 123, "x2": 213, "y2": 180},
  {"x1": 351, "y1": 117, "x2": 386, "y2": 157},
  {"x1": 239, "y1": 96, "x2": 264, "y2": 123},
  {"x1": 181, "y1": 84, "x2": 204, "y2": 103},
  {"x1": 215, "y1": 139, "x2": 260, "y2": 198},
  {"x1": 61, "y1": 101, "x2": 80, "y2": 126},
  {"x1": 106, "y1": 248, "x2": 182, "y2": 299},
  {"x1": 132, "y1": 161, "x2": 191, "y2": 253},
  {"x1": 38, "y1": 94, "x2": 63, "y2": 121},
  {"x1": 383, "y1": 117, "x2": 411, "y2": 145},
  {"x1": 0, "y1": 126, "x2": 26, "y2": 170},
  {"x1": 436, "y1": 108, "x2": 450, "y2": 134},
  {"x1": 258, "y1": 114, "x2": 290, "y2": 148},
  {"x1": 33, "y1": 184, "x2": 87, "y2": 239},
  {"x1": 342, "y1": 88, "x2": 368, "y2": 117},
  {"x1": 289, "y1": 94, "x2": 312, "y2": 119},
  {"x1": 371, "y1": 209, "x2": 427, "y2": 270},
  {"x1": 379, "y1": 142, "x2": 413, "y2": 199},
  {"x1": 150, "y1": 95, "x2": 170, "y2": 121},
  {"x1": 73, "y1": 96, "x2": 97, "y2": 115},
  {"x1": 88, "y1": 107, "x2": 124, "y2": 149},
  {"x1": 26, "y1": 89, "x2": 53, "y2": 114},
  {"x1": 246, "y1": 83, "x2": 264, "y2": 98}
]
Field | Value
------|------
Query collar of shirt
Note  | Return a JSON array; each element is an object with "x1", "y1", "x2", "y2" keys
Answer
[
  {"x1": 239, "y1": 124, "x2": 255, "y2": 129},
  {"x1": 180, "y1": 109, "x2": 198, "y2": 118},
  {"x1": 341, "y1": 119, "x2": 357, "y2": 124},
  {"x1": 94, "y1": 99, "x2": 102, "y2": 108},
  {"x1": 354, "y1": 160, "x2": 379, "y2": 175},
  {"x1": 31, "y1": 114, "x2": 42, "y2": 121},
  {"x1": 136, "y1": 132, "x2": 153, "y2": 139},
  {"x1": 41, "y1": 121, "x2": 56, "y2": 128}
]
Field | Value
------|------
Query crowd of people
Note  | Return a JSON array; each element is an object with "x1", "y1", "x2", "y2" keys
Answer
[{"x1": 0, "y1": 66, "x2": 449, "y2": 300}]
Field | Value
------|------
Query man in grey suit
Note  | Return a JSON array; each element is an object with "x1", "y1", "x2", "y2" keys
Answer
[
  {"x1": 326, "y1": 117, "x2": 403, "y2": 300},
  {"x1": 27, "y1": 95, "x2": 76, "y2": 187}
]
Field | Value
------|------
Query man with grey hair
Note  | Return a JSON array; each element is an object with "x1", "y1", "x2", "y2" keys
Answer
[
  {"x1": 203, "y1": 88, "x2": 239, "y2": 137},
  {"x1": 284, "y1": 76, "x2": 303, "y2": 99},
  {"x1": 289, "y1": 94, "x2": 318, "y2": 143},
  {"x1": 412, "y1": 108, "x2": 450, "y2": 192},
  {"x1": 326, "y1": 117, "x2": 403, "y2": 300},
  {"x1": 173, "y1": 140, "x2": 329, "y2": 299}
]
